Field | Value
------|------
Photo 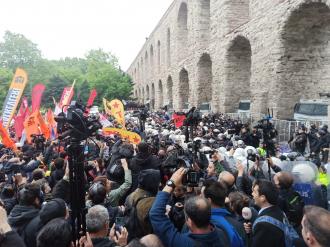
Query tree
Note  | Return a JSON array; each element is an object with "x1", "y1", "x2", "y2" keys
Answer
[
  {"x1": 0, "y1": 31, "x2": 42, "y2": 70},
  {"x1": 0, "y1": 68, "x2": 14, "y2": 108},
  {"x1": 0, "y1": 32, "x2": 133, "y2": 110},
  {"x1": 85, "y1": 49, "x2": 132, "y2": 106}
]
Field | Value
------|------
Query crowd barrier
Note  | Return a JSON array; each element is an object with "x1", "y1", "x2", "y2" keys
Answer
[{"x1": 272, "y1": 119, "x2": 330, "y2": 143}]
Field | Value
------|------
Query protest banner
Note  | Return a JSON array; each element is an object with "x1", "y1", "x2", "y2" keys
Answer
[{"x1": 1, "y1": 68, "x2": 28, "y2": 128}]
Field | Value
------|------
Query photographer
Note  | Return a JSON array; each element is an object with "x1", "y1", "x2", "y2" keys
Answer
[
  {"x1": 86, "y1": 205, "x2": 128, "y2": 247},
  {"x1": 149, "y1": 168, "x2": 229, "y2": 247},
  {"x1": 128, "y1": 142, "x2": 161, "y2": 194}
]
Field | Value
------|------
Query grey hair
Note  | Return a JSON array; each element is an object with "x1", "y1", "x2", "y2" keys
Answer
[{"x1": 86, "y1": 205, "x2": 109, "y2": 233}]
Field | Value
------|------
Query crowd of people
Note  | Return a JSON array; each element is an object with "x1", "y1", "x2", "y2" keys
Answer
[{"x1": 0, "y1": 109, "x2": 330, "y2": 247}]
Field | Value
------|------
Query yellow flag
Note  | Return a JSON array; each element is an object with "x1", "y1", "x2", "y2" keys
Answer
[
  {"x1": 103, "y1": 98, "x2": 125, "y2": 128},
  {"x1": 103, "y1": 127, "x2": 141, "y2": 144}
]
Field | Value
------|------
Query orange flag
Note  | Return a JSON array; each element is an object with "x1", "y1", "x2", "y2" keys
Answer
[
  {"x1": 36, "y1": 111, "x2": 50, "y2": 139},
  {"x1": 0, "y1": 122, "x2": 17, "y2": 150},
  {"x1": 24, "y1": 111, "x2": 40, "y2": 143}
]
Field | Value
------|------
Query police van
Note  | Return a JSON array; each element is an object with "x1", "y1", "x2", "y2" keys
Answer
[{"x1": 293, "y1": 99, "x2": 329, "y2": 122}]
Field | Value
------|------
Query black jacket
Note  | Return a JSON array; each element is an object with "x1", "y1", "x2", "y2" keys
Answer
[
  {"x1": 8, "y1": 205, "x2": 40, "y2": 238},
  {"x1": 252, "y1": 206, "x2": 285, "y2": 247},
  {"x1": 52, "y1": 179, "x2": 70, "y2": 204},
  {"x1": 128, "y1": 153, "x2": 160, "y2": 193},
  {"x1": 0, "y1": 231, "x2": 26, "y2": 247},
  {"x1": 91, "y1": 237, "x2": 116, "y2": 247},
  {"x1": 24, "y1": 198, "x2": 67, "y2": 247}
]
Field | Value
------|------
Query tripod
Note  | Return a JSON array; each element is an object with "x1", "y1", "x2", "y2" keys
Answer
[{"x1": 67, "y1": 138, "x2": 86, "y2": 247}]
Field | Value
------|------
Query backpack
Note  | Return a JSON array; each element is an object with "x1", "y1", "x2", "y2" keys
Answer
[
  {"x1": 124, "y1": 194, "x2": 154, "y2": 240},
  {"x1": 284, "y1": 190, "x2": 304, "y2": 227},
  {"x1": 214, "y1": 217, "x2": 245, "y2": 247},
  {"x1": 252, "y1": 214, "x2": 300, "y2": 247}
]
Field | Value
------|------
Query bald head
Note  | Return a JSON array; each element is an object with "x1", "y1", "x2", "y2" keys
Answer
[
  {"x1": 218, "y1": 171, "x2": 235, "y2": 188},
  {"x1": 184, "y1": 196, "x2": 211, "y2": 228},
  {"x1": 140, "y1": 234, "x2": 164, "y2": 247}
]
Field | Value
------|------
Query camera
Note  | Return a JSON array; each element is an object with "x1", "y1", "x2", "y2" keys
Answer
[
  {"x1": 177, "y1": 158, "x2": 200, "y2": 187},
  {"x1": 55, "y1": 101, "x2": 102, "y2": 142},
  {"x1": 31, "y1": 134, "x2": 46, "y2": 152},
  {"x1": 246, "y1": 149, "x2": 257, "y2": 162}
]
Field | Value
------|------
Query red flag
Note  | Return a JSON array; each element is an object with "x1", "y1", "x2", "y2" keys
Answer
[
  {"x1": 0, "y1": 121, "x2": 17, "y2": 150},
  {"x1": 32, "y1": 84, "x2": 46, "y2": 112},
  {"x1": 87, "y1": 89, "x2": 97, "y2": 107},
  {"x1": 172, "y1": 113, "x2": 186, "y2": 128},
  {"x1": 13, "y1": 115, "x2": 25, "y2": 139},
  {"x1": 22, "y1": 106, "x2": 30, "y2": 120},
  {"x1": 18, "y1": 97, "x2": 29, "y2": 116}
]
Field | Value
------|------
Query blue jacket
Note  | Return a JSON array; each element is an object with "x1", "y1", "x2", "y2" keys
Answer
[
  {"x1": 149, "y1": 191, "x2": 229, "y2": 247},
  {"x1": 211, "y1": 208, "x2": 245, "y2": 247}
]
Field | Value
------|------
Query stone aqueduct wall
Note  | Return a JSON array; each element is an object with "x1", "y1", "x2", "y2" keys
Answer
[{"x1": 127, "y1": 0, "x2": 330, "y2": 119}]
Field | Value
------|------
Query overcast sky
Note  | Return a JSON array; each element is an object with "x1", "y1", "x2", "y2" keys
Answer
[{"x1": 0, "y1": 0, "x2": 173, "y2": 70}]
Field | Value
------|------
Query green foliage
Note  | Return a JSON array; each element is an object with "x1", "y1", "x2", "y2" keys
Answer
[
  {"x1": 0, "y1": 68, "x2": 14, "y2": 106},
  {"x1": 0, "y1": 31, "x2": 42, "y2": 70},
  {"x1": 0, "y1": 31, "x2": 133, "y2": 110}
]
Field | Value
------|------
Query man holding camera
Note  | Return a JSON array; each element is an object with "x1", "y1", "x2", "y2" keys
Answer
[{"x1": 149, "y1": 168, "x2": 229, "y2": 247}]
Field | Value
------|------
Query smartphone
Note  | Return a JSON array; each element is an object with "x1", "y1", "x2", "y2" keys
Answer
[{"x1": 115, "y1": 217, "x2": 125, "y2": 233}]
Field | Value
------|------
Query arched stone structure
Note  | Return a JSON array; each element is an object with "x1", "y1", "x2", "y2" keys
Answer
[
  {"x1": 167, "y1": 75, "x2": 173, "y2": 109},
  {"x1": 224, "y1": 36, "x2": 252, "y2": 112},
  {"x1": 197, "y1": 53, "x2": 212, "y2": 107},
  {"x1": 167, "y1": 28, "x2": 171, "y2": 67},
  {"x1": 158, "y1": 80, "x2": 164, "y2": 109},
  {"x1": 150, "y1": 45, "x2": 154, "y2": 77},
  {"x1": 151, "y1": 83, "x2": 156, "y2": 109},
  {"x1": 276, "y1": 2, "x2": 330, "y2": 118},
  {"x1": 177, "y1": 2, "x2": 188, "y2": 61},
  {"x1": 178, "y1": 68, "x2": 190, "y2": 109},
  {"x1": 127, "y1": 0, "x2": 330, "y2": 120}
]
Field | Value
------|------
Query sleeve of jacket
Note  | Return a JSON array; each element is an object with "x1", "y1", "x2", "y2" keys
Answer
[
  {"x1": 271, "y1": 165, "x2": 282, "y2": 173},
  {"x1": 107, "y1": 169, "x2": 132, "y2": 205},
  {"x1": 236, "y1": 175, "x2": 252, "y2": 196},
  {"x1": 1, "y1": 231, "x2": 26, "y2": 247},
  {"x1": 21, "y1": 160, "x2": 40, "y2": 173},
  {"x1": 149, "y1": 191, "x2": 192, "y2": 247}
]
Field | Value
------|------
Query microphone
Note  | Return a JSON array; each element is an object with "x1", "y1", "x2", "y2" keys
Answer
[
  {"x1": 242, "y1": 207, "x2": 252, "y2": 223},
  {"x1": 242, "y1": 207, "x2": 253, "y2": 240}
]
